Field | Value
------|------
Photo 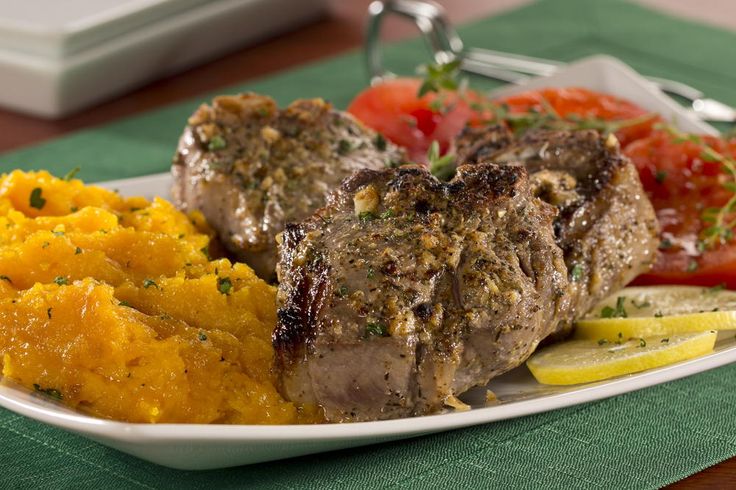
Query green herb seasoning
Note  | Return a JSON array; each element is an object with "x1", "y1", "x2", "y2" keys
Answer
[
  {"x1": 74, "y1": 247, "x2": 82, "y2": 255},
  {"x1": 654, "y1": 170, "x2": 668, "y2": 184},
  {"x1": 706, "y1": 283, "x2": 726, "y2": 294},
  {"x1": 374, "y1": 133, "x2": 387, "y2": 151},
  {"x1": 33, "y1": 384, "x2": 63, "y2": 400},
  {"x1": 658, "y1": 238, "x2": 672, "y2": 250},
  {"x1": 654, "y1": 311, "x2": 664, "y2": 318},
  {"x1": 47, "y1": 308, "x2": 52, "y2": 319},
  {"x1": 418, "y1": 59, "x2": 462, "y2": 96},
  {"x1": 337, "y1": 285, "x2": 349, "y2": 298},
  {"x1": 359, "y1": 211, "x2": 376, "y2": 222},
  {"x1": 427, "y1": 141, "x2": 455, "y2": 181},
  {"x1": 217, "y1": 277, "x2": 233, "y2": 295},
  {"x1": 198, "y1": 331, "x2": 208, "y2": 342},
  {"x1": 200, "y1": 245, "x2": 211, "y2": 260},
  {"x1": 687, "y1": 260, "x2": 699, "y2": 272},
  {"x1": 570, "y1": 263, "x2": 583, "y2": 282},
  {"x1": 143, "y1": 279, "x2": 159, "y2": 289},
  {"x1": 29, "y1": 188, "x2": 46, "y2": 210},
  {"x1": 208, "y1": 135, "x2": 227, "y2": 151},
  {"x1": 63, "y1": 167, "x2": 81, "y2": 181},
  {"x1": 0, "y1": 275, "x2": 12, "y2": 284},
  {"x1": 337, "y1": 139, "x2": 352, "y2": 155},
  {"x1": 601, "y1": 297, "x2": 627, "y2": 318},
  {"x1": 367, "y1": 267, "x2": 375, "y2": 279},
  {"x1": 119, "y1": 300, "x2": 132, "y2": 307},
  {"x1": 53, "y1": 276, "x2": 69, "y2": 286},
  {"x1": 597, "y1": 338, "x2": 608, "y2": 346},
  {"x1": 365, "y1": 322, "x2": 389, "y2": 337},
  {"x1": 639, "y1": 338, "x2": 647, "y2": 348},
  {"x1": 380, "y1": 209, "x2": 395, "y2": 219}
]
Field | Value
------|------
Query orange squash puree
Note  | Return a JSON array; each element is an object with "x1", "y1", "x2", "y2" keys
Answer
[{"x1": 0, "y1": 170, "x2": 318, "y2": 424}]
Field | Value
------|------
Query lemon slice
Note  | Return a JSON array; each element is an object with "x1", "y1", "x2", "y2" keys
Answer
[
  {"x1": 526, "y1": 331, "x2": 717, "y2": 385},
  {"x1": 574, "y1": 286, "x2": 736, "y2": 341}
]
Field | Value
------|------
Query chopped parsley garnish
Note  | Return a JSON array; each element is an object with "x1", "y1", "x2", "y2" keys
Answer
[
  {"x1": 654, "y1": 170, "x2": 667, "y2": 184},
  {"x1": 53, "y1": 276, "x2": 69, "y2": 286},
  {"x1": 200, "y1": 245, "x2": 211, "y2": 260},
  {"x1": 570, "y1": 263, "x2": 583, "y2": 282},
  {"x1": 198, "y1": 331, "x2": 208, "y2": 342},
  {"x1": 29, "y1": 188, "x2": 46, "y2": 210},
  {"x1": 337, "y1": 139, "x2": 352, "y2": 155},
  {"x1": 374, "y1": 133, "x2": 387, "y2": 151},
  {"x1": 686, "y1": 260, "x2": 699, "y2": 272},
  {"x1": 654, "y1": 311, "x2": 664, "y2": 318},
  {"x1": 74, "y1": 247, "x2": 82, "y2": 255},
  {"x1": 359, "y1": 211, "x2": 376, "y2": 222},
  {"x1": 208, "y1": 135, "x2": 227, "y2": 151},
  {"x1": 217, "y1": 277, "x2": 233, "y2": 295},
  {"x1": 365, "y1": 322, "x2": 389, "y2": 337},
  {"x1": 367, "y1": 267, "x2": 375, "y2": 279},
  {"x1": 0, "y1": 275, "x2": 11, "y2": 284},
  {"x1": 597, "y1": 338, "x2": 608, "y2": 346},
  {"x1": 143, "y1": 279, "x2": 158, "y2": 289},
  {"x1": 380, "y1": 209, "x2": 395, "y2": 219},
  {"x1": 47, "y1": 308, "x2": 52, "y2": 319},
  {"x1": 33, "y1": 384, "x2": 63, "y2": 400},
  {"x1": 601, "y1": 296, "x2": 627, "y2": 318},
  {"x1": 337, "y1": 285, "x2": 349, "y2": 298},
  {"x1": 658, "y1": 238, "x2": 672, "y2": 250},
  {"x1": 119, "y1": 300, "x2": 132, "y2": 307},
  {"x1": 63, "y1": 167, "x2": 81, "y2": 181},
  {"x1": 639, "y1": 338, "x2": 647, "y2": 348},
  {"x1": 661, "y1": 338, "x2": 670, "y2": 343}
]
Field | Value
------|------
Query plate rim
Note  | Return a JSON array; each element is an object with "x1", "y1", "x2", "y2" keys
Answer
[{"x1": 1, "y1": 55, "x2": 732, "y2": 469}]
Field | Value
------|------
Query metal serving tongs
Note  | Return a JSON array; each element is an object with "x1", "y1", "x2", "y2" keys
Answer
[{"x1": 366, "y1": 0, "x2": 736, "y2": 123}]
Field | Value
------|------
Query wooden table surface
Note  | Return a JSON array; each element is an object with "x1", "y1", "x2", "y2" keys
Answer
[{"x1": 0, "y1": 0, "x2": 734, "y2": 486}]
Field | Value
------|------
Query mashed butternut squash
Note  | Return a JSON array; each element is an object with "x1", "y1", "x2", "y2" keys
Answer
[{"x1": 0, "y1": 170, "x2": 317, "y2": 424}]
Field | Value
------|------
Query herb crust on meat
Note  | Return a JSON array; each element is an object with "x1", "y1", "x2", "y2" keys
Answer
[{"x1": 172, "y1": 93, "x2": 405, "y2": 280}]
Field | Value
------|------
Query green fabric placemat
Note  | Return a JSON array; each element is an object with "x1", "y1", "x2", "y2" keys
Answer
[{"x1": 2, "y1": 0, "x2": 736, "y2": 488}]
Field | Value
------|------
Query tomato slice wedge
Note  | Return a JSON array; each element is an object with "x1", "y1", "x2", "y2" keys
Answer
[
  {"x1": 624, "y1": 131, "x2": 736, "y2": 288},
  {"x1": 498, "y1": 87, "x2": 659, "y2": 147},
  {"x1": 347, "y1": 78, "x2": 488, "y2": 163}
]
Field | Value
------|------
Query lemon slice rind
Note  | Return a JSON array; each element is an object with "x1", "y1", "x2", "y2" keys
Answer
[
  {"x1": 575, "y1": 286, "x2": 736, "y2": 341},
  {"x1": 526, "y1": 331, "x2": 717, "y2": 386}
]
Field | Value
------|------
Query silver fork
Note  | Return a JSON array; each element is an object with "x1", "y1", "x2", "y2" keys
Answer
[{"x1": 366, "y1": 0, "x2": 736, "y2": 123}]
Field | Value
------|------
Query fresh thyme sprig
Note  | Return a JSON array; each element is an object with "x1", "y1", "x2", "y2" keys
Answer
[
  {"x1": 427, "y1": 141, "x2": 455, "y2": 180},
  {"x1": 657, "y1": 123, "x2": 736, "y2": 249},
  {"x1": 417, "y1": 60, "x2": 464, "y2": 97}
]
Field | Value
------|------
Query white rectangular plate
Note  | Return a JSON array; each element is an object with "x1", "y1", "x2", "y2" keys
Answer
[{"x1": 0, "y1": 56, "x2": 731, "y2": 471}]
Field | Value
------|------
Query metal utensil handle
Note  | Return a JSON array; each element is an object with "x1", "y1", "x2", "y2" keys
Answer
[
  {"x1": 366, "y1": 0, "x2": 463, "y2": 84},
  {"x1": 366, "y1": 0, "x2": 707, "y2": 103}
]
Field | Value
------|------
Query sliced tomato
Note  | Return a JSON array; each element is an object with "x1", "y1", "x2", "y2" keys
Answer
[
  {"x1": 624, "y1": 131, "x2": 736, "y2": 288},
  {"x1": 347, "y1": 78, "x2": 488, "y2": 163},
  {"x1": 498, "y1": 87, "x2": 659, "y2": 146}
]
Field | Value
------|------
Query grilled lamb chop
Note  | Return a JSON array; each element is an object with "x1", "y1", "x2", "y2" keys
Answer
[
  {"x1": 457, "y1": 128, "x2": 659, "y2": 334},
  {"x1": 274, "y1": 164, "x2": 570, "y2": 422},
  {"x1": 172, "y1": 93, "x2": 405, "y2": 279}
]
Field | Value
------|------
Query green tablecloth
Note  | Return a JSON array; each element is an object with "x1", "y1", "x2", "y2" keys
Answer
[{"x1": 2, "y1": 0, "x2": 736, "y2": 488}]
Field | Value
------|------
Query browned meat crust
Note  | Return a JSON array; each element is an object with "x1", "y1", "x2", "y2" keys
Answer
[
  {"x1": 171, "y1": 93, "x2": 405, "y2": 280},
  {"x1": 274, "y1": 164, "x2": 569, "y2": 421},
  {"x1": 483, "y1": 130, "x2": 659, "y2": 334}
]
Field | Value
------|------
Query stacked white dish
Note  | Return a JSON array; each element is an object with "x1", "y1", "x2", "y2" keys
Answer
[{"x1": 0, "y1": 0, "x2": 327, "y2": 118}]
